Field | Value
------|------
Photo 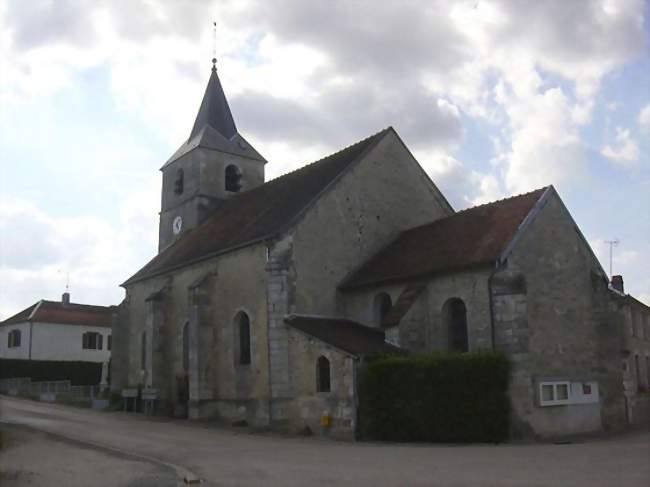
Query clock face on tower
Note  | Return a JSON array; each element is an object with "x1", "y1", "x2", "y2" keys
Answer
[{"x1": 172, "y1": 216, "x2": 183, "y2": 235}]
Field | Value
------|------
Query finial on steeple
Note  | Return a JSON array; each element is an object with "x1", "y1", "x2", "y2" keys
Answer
[{"x1": 212, "y1": 21, "x2": 217, "y2": 71}]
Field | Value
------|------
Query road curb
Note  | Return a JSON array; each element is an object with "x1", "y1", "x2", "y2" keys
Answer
[{"x1": 0, "y1": 420, "x2": 203, "y2": 486}]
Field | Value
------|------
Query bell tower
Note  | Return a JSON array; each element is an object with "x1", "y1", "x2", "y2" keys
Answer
[{"x1": 158, "y1": 59, "x2": 266, "y2": 251}]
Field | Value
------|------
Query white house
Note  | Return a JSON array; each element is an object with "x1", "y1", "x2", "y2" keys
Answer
[{"x1": 0, "y1": 293, "x2": 114, "y2": 363}]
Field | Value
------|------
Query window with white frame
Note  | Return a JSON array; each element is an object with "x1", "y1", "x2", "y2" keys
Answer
[
  {"x1": 7, "y1": 329, "x2": 21, "y2": 348},
  {"x1": 82, "y1": 332, "x2": 103, "y2": 350},
  {"x1": 539, "y1": 381, "x2": 570, "y2": 406}
]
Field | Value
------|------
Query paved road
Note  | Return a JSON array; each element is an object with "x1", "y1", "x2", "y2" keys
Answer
[{"x1": 1, "y1": 396, "x2": 649, "y2": 487}]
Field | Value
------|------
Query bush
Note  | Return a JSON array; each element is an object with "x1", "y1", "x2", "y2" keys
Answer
[
  {"x1": 358, "y1": 351, "x2": 511, "y2": 443},
  {"x1": 0, "y1": 359, "x2": 102, "y2": 386}
]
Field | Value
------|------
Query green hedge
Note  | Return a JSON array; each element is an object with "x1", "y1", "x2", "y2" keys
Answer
[
  {"x1": 358, "y1": 351, "x2": 511, "y2": 443},
  {"x1": 0, "y1": 359, "x2": 102, "y2": 386}
]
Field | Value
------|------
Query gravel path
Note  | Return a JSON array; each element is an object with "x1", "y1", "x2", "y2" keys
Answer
[{"x1": 0, "y1": 422, "x2": 177, "y2": 487}]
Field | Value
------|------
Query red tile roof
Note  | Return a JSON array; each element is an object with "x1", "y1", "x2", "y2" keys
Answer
[
  {"x1": 1, "y1": 300, "x2": 114, "y2": 328},
  {"x1": 124, "y1": 128, "x2": 390, "y2": 285},
  {"x1": 285, "y1": 314, "x2": 404, "y2": 357},
  {"x1": 341, "y1": 187, "x2": 548, "y2": 290}
]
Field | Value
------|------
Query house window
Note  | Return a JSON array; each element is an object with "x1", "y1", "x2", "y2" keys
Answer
[
  {"x1": 225, "y1": 165, "x2": 242, "y2": 192},
  {"x1": 82, "y1": 332, "x2": 103, "y2": 350},
  {"x1": 539, "y1": 381, "x2": 570, "y2": 406},
  {"x1": 174, "y1": 168, "x2": 184, "y2": 195},
  {"x1": 373, "y1": 292, "x2": 392, "y2": 327},
  {"x1": 443, "y1": 298, "x2": 469, "y2": 353},
  {"x1": 236, "y1": 312, "x2": 251, "y2": 365},
  {"x1": 107, "y1": 335, "x2": 112, "y2": 351},
  {"x1": 7, "y1": 329, "x2": 21, "y2": 348},
  {"x1": 316, "y1": 356, "x2": 331, "y2": 393}
]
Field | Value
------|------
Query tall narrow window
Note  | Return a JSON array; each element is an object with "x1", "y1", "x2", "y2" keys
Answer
[
  {"x1": 373, "y1": 292, "x2": 392, "y2": 327},
  {"x1": 107, "y1": 335, "x2": 112, "y2": 351},
  {"x1": 225, "y1": 165, "x2": 242, "y2": 192},
  {"x1": 98, "y1": 334, "x2": 103, "y2": 350},
  {"x1": 182, "y1": 322, "x2": 190, "y2": 372},
  {"x1": 237, "y1": 312, "x2": 251, "y2": 365},
  {"x1": 174, "y1": 168, "x2": 184, "y2": 195},
  {"x1": 141, "y1": 331, "x2": 147, "y2": 370},
  {"x1": 443, "y1": 298, "x2": 469, "y2": 353},
  {"x1": 316, "y1": 356, "x2": 331, "y2": 392}
]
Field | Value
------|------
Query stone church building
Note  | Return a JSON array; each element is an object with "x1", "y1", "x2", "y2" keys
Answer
[{"x1": 111, "y1": 62, "x2": 649, "y2": 439}]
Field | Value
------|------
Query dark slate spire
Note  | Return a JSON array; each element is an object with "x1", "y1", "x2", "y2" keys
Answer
[{"x1": 189, "y1": 59, "x2": 237, "y2": 140}]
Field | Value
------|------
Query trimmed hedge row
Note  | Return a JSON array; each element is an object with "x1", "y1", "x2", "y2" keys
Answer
[
  {"x1": 358, "y1": 351, "x2": 511, "y2": 443},
  {"x1": 0, "y1": 359, "x2": 102, "y2": 386}
]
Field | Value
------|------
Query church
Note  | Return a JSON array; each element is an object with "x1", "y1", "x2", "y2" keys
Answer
[{"x1": 111, "y1": 60, "x2": 650, "y2": 439}]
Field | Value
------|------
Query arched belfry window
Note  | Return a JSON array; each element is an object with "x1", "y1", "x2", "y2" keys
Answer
[
  {"x1": 373, "y1": 292, "x2": 392, "y2": 327},
  {"x1": 443, "y1": 298, "x2": 469, "y2": 353},
  {"x1": 317, "y1": 356, "x2": 331, "y2": 392},
  {"x1": 182, "y1": 322, "x2": 189, "y2": 372},
  {"x1": 225, "y1": 165, "x2": 242, "y2": 193},
  {"x1": 236, "y1": 312, "x2": 251, "y2": 365},
  {"x1": 174, "y1": 168, "x2": 184, "y2": 195}
]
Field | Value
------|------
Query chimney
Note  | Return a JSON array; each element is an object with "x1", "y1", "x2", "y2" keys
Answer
[
  {"x1": 611, "y1": 275, "x2": 624, "y2": 294},
  {"x1": 62, "y1": 292, "x2": 70, "y2": 305}
]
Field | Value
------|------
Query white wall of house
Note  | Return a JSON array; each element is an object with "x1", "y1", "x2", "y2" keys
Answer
[
  {"x1": 0, "y1": 321, "x2": 111, "y2": 362},
  {"x1": 0, "y1": 321, "x2": 32, "y2": 359}
]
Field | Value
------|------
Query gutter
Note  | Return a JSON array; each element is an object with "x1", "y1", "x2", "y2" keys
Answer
[{"x1": 487, "y1": 266, "x2": 499, "y2": 350}]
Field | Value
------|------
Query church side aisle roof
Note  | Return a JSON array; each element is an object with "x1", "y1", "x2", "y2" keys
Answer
[
  {"x1": 340, "y1": 187, "x2": 549, "y2": 290},
  {"x1": 124, "y1": 128, "x2": 391, "y2": 286},
  {"x1": 285, "y1": 314, "x2": 404, "y2": 357}
]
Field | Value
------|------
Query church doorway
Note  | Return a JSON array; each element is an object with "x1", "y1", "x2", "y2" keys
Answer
[{"x1": 442, "y1": 298, "x2": 469, "y2": 352}]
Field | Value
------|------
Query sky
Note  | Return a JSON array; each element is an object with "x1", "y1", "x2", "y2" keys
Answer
[{"x1": 0, "y1": 0, "x2": 648, "y2": 319}]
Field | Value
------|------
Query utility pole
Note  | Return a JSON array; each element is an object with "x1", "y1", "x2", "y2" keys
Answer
[{"x1": 604, "y1": 238, "x2": 619, "y2": 277}]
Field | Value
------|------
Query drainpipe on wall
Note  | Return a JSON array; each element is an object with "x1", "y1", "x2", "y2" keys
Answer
[{"x1": 29, "y1": 321, "x2": 33, "y2": 359}]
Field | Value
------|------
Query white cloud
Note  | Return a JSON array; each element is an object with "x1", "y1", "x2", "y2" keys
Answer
[
  {"x1": 638, "y1": 104, "x2": 650, "y2": 134},
  {"x1": 601, "y1": 127, "x2": 640, "y2": 166},
  {"x1": 0, "y1": 182, "x2": 158, "y2": 320}
]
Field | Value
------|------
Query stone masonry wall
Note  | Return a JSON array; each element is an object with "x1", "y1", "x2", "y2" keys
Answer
[{"x1": 497, "y1": 190, "x2": 625, "y2": 438}]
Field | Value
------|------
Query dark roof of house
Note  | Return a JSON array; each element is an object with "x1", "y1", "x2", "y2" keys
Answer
[
  {"x1": 1, "y1": 300, "x2": 114, "y2": 327},
  {"x1": 124, "y1": 128, "x2": 390, "y2": 286},
  {"x1": 163, "y1": 65, "x2": 265, "y2": 167},
  {"x1": 285, "y1": 314, "x2": 403, "y2": 357},
  {"x1": 341, "y1": 187, "x2": 549, "y2": 290}
]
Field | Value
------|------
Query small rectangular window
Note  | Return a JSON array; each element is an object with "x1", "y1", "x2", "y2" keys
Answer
[
  {"x1": 98, "y1": 334, "x2": 103, "y2": 350},
  {"x1": 539, "y1": 381, "x2": 571, "y2": 406},
  {"x1": 108, "y1": 335, "x2": 112, "y2": 351}
]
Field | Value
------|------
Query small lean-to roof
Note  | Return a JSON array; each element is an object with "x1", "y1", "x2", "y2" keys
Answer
[
  {"x1": 124, "y1": 128, "x2": 390, "y2": 286},
  {"x1": 341, "y1": 187, "x2": 549, "y2": 290},
  {"x1": 285, "y1": 314, "x2": 403, "y2": 357},
  {"x1": 1, "y1": 300, "x2": 113, "y2": 328}
]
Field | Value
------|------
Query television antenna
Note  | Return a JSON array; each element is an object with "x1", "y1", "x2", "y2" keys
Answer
[{"x1": 604, "y1": 238, "x2": 619, "y2": 277}]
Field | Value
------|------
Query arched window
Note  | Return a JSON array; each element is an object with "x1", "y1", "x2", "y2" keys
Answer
[
  {"x1": 7, "y1": 329, "x2": 21, "y2": 348},
  {"x1": 141, "y1": 331, "x2": 147, "y2": 370},
  {"x1": 174, "y1": 168, "x2": 184, "y2": 195},
  {"x1": 225, "y1": 165, "x2": 242, "y2": 192},
  {"x1": 443, "y1": 298, "x2": 469, "y2": 353},
  {"x1": 373, "y1": 292, "x2": 392, "y2": 326},
  {"x1": 316, "y1": 356, "x2": 331, "y2": 392},
  {"x1": 236, "y1": 312, "x2": 251, "y2": 365},
  {"x1": 182, "y1": 322, "x2": 189, "y2": 372}
]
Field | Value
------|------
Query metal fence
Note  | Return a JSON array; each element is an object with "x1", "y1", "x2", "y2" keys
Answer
[{"x1": 0, "y1": 377, "x2": 101, "y2": 398}]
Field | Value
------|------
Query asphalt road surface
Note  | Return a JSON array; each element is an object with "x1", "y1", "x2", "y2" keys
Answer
[{"x1": 1, "y1": 395, "x2": 648, "y2": 487}]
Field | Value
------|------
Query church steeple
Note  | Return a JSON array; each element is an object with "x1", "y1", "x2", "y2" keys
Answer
[
  {"x1": 189, "y1": 59, "x2": 237, "y2": 140},
  {"x1": 157, "y1": 59, "x2": 266, "y2": 251}
]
